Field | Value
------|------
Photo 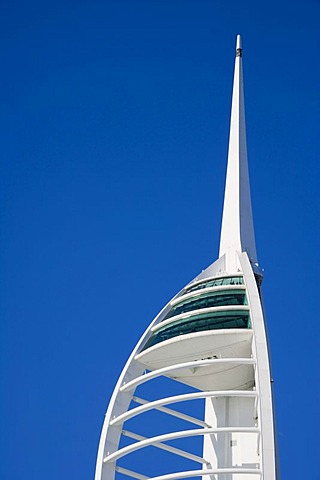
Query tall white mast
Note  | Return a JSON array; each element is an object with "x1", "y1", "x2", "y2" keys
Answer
[{"x1": 219, "y1": 35, "x2": 258, "y2": 273}]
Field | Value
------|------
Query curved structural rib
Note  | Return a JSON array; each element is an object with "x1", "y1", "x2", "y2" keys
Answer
[{"x1": 95, "y1": 35, "x2": 278, "y2": 480}]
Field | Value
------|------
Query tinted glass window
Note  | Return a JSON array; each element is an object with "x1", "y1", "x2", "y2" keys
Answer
[
  {"x1": 187, "y1": 276, "x2": 244, "y2": 294},
  {"x1": 142, "y1": 310, "x2": 250, "y2": 351},
  {"x1": 164, "y1": 290, "x2": 247, "y2": 321}
]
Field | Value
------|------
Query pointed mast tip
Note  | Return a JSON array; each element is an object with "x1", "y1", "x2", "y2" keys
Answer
[{"x1": 236, "y1": 35, "x2": 242, "y2": 57}]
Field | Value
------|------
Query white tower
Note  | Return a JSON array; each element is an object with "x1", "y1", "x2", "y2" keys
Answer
[{"x1": 95, "y1": 36, "x2": 278, "y2": 480}]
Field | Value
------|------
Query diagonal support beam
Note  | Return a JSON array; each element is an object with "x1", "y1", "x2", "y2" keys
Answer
[
  {"x1": 110, "y1": 390, "x2": 258, "y2": 427},
  {"x1": 132, "y1": 396, "x2": 208, "y2": 428},
  {"x1": 104, "y1": 427, "x2": 260, "y2": 464},
  {"x1": 115, "y1": 466, "x2": 149, "y2": 480},
  {"x1": 122, "y1": 430, "x2": 208, "y2": 465}
]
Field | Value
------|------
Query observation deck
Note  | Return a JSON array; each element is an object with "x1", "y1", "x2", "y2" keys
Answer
[{"x1": 136, "y1": 274, "x2": 255, "y2": 391}]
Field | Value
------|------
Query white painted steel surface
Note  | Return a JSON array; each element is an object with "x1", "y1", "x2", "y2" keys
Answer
[
  {"x1": 95, "y1": 35, "x2": 278, "y2": 480},
  {"x1": 219, "y1": 35, "x2": 257, "y2": 272}
]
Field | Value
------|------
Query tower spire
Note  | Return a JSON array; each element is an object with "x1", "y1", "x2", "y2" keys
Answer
[{"x1": 219, "y1": 35, "x2": 258, "y2": 273}]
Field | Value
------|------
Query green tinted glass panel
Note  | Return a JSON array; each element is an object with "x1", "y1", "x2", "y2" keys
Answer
[
  {"x1": 187, "y1": 276, "x2": 244, "y2": 293},
  {"x1": 163, "y1": 290, "x2": 247, "y2": 321},
  {"x1": 142, "y1": 310, "x2": 250, "y2": 351}
]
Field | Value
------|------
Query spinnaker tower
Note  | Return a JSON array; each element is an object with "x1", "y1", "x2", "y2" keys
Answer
[{"x1": 95, "y1": 35, "x2": 278, "y2": 480}]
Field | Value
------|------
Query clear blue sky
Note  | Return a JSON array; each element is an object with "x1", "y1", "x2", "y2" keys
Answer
[{"x1": 1, "y1": 1, "x2": 319, "y2": 479}]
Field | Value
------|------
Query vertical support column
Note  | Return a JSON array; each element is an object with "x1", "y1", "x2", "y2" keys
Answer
[{"x1": 239, "y1": 252, "x2": 277, "y2": 480}]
